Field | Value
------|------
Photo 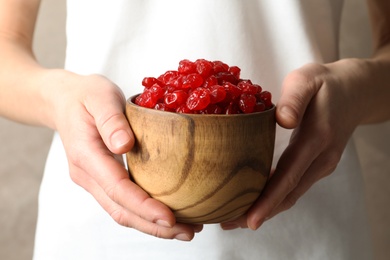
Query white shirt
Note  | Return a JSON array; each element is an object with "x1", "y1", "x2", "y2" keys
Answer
[{"x1": 33, "y1": 1, "x2": 373, "y2": 259}]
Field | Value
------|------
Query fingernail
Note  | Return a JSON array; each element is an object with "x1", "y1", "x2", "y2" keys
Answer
[
  {"x1": 111, "y1": 130, "x2": 131, "y2": 148},
  {"x1": 175, "y1": 233, "x2": 191, "y2": 242},
  {"x1": 156, "y1": 219, "x2": 172, "y2": 228},
  {"x1": 193, "y1": 224, "x2": 204, "y2": 233},
  {"x1": 251, "y1": 218, "x2": 264, "y2": 230},
  {"x1": 221, "y1": 222, "x2": 239, "y2": 230}
]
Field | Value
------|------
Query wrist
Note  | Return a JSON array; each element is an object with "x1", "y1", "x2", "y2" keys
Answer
[
  {"x1": 360, "y1": 55, "x2": 390, "y2": 124},
  {"x1": 328, "y1": 57, "x2": 390, "y2": 125},
  {"x1": 37, "y1": 69, "x2": 82, "y2": 130}
]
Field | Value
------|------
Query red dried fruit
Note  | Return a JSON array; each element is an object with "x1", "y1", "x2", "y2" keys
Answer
[
  {"x1": 223, "y1": 82, "x2": 242, "y2": 100},
  {"x1": 142, "y1": 77, "x2": 159, "y2": 88},
  {"x1": 253, "y1": 102, "x2": 266, "y2": 112},
  {"x1": 154, "y1": 103, "x2": 174, "y2": 112},
  {"x1": 158, "y1": 70, "x2": 180, "y2": 85},
  {"x1": 228, "y1": 66, "x2": 241, "y2": 79},
  {"x1": 203, "y1": 75, "x2": 218, "y2": 89},
  {"x1": 164, "y1": 90, "x2": 188, "y2": 109},
  {"x1": 186, "y1": 88, "x2": 211, "y2": 111},
  {"x1": 176, "y1": 104, "x2": 193, "y2": 114},
  {"x1": 209, "y1": 85, "x2": 226, "y2": 104},
  {"x1": 135, "y1": 59, "x2": 273, "y2": 114},
  {"x1": 181, "y1": 73, "x2": 204, "y2": 89},
  {"x1": 212, "y1": 60, "x2": 229, "y2": 73},
  {"x1": 216, "y1": 72, "x2": 239, "y2": 85},
  {"x1": 200, "y1": 104, "x2": 223, "y2": 114},
  {"x1": 178, "y1": 59, "x2": 196, "y2": 75},
  {"x1": 135, "y1": 90, "x2": 157, "y2": 108},
  {"x1": 238, "y1": 81, "x2": 258, "y2": 95},
  {"x1": 257, "y1": 91, "x2": 272, "y2": 109},
  {"x1": 239, "y1": 93, "x2": 257, "y2": 114},
  {"x1": 225, "y1": 102, "x2": 241, "y2": 114},
  {"x1": 195, "y1": 59, "x2": 214, "y2": 79},
  {"x1": 149, "y1": 84, "x2": 165, "y2": 101}
]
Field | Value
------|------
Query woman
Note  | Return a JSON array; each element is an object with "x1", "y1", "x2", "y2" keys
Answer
[{"x1": 1, "y1": 0, "x2": 389, "y2": 259}]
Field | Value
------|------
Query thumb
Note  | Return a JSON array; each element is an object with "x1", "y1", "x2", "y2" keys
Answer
[
  {"x1": 84, "y1": 76, "x2": 134, "y2": 154},
  {"x1": 276, "y1": 64, "x2": 324, "y2": 129}
]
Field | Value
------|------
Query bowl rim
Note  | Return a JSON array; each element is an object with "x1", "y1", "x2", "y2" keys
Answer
[{"x1": 127, "y1": 94, "x2": 275, "y2": 118}]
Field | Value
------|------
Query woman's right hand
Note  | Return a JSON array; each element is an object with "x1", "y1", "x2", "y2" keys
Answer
[
  {"x1": 0, "y1": 0, "x2": 201, "y2": 239},
  {"x1": 43, "y1": 70, "x2": 202, "y2": 241}
]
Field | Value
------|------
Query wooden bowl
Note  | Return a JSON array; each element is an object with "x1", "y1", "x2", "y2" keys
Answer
[{"x1": 125, "y1": 95, "x2": 276, "y2": 224}]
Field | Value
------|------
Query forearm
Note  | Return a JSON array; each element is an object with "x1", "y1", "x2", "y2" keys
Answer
[
  {"x1": 354, "y1": 0, "x2": 390, "y2": 123},
  {"x1": 0, "y1": 37, "x2": 52, "y2": 126},
  {"x1": 325, "y1": 0, "x2": 390, "y2": 125},
  {"x1": 0, "y1": 0, "x2": 55, "y2": 128},
  {"x1": 362, "y1": 44, "x2": 390, "y2": 124}
]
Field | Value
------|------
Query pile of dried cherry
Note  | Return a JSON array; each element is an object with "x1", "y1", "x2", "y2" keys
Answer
[{"x1": 135, "y1": 59, "x2": 273, "y2": 114}]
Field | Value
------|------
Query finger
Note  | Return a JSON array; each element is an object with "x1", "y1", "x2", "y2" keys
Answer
[
  {"x1": 83, "y1": 76, "x2": 134, "y2": 154},
  {"x1": 91, "y1": 152, "x2": 177, "y2": 227},
  {"x1": 245, "y1": 133, "x2": 322, "y2": 230},
  {"x1": 220, "y1": 215, "x2": 248, "y2": 230},
  {"x1": 266, "y1": 148, "x2": 339, "y2": 219},
  {"x1": 69, "y1": 128, "x2": 177, "y2": 228},
  {"x1": 76, "y1": 168, "x2": 197, "y2": 240},
  {"x1": 219, "y1": 169, "x2": 275, "y2": 230},
  {"x1": 277, "y1": 64, "x2": 326, "y2": 129}
]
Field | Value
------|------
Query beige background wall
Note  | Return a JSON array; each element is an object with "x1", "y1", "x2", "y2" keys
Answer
[{"x1": 0, "y1": 0, "x2": 389, "y2": 259}]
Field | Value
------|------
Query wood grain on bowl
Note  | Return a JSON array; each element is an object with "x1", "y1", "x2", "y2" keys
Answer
[{"x1": 126, "y1": 96, "x2": 276, "y2": 224}]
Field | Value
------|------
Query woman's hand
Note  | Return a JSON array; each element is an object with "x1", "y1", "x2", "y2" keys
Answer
[
  {"x1": 45, "y1": 70, "x2": 202, "y2": 241},
  {"x1": 221, "y1": 0, "x2": 390, "y2": 231},
  {"x1": 221, "y1": 59, "x2": 379, "y2": 230},
  {"x1": 0, "y1": 0, "x2": 201, "y2": 241}
]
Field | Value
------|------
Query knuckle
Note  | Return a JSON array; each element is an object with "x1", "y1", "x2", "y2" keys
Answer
[
  {"x1": 285, "y1": 172, "x2": 302, "y2": 192},
  {"x1": 149, "y1": 226, "x2": 166, "y2": 239},
  {"x1": 283, "y1": 192, "x2": 300, "y2": 210},
  {"x1": 66, "y1": 150, "x2": 89, "y2": 185},
  {"x1": 110, "y1": 208, "x2": 129, "y2": 227},
  {"x1": 104, "y1": 181, "x2": 120, "y2": 204},
  {"x1": 68, "y1": 169, "x2": 81, "y2": 185},
  {"x1": 104, "y1": 178, "x2": 132, "y2": 206},
  {"x1": 320, "y1": 151, "x2": 341, "y2": 177},
  {"x1": 99, "y1": 113, "x2": 125, "y2": 131},
  {"x1": 67, "y1": 152, "x2": 84, "y2": 170}
]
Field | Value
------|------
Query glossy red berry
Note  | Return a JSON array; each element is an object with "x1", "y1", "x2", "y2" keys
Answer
[
  {"x1": 176, "y1": 104, "x2": 193, "y2": 114},
  {"x1": 135, "y1": 90, "x2": 157, "y2": 108},
  {"x1": 200, "y1": 104, "x2": 223, "y2": 114},
  {"x1": 225, "y1": 102, "x2": 241, "y2": 114},
  {"x1": 149, "y1": 84, "x2": 165, "y2": 101},
  {"x1": 195, "y1": 59, "x2": 214, "y2": 79},
  {"x1": 239, "y1": 93, "x2": 256, "y2": 113},
  {"x1": 164, "y1": 90, "x2": 188, "y2": 109},
  {"x1": 178, "y1": 59, "x2": 196, "y2": 75},
  {"x1": 238, "y1": 81, "x2": 258, "y2": 95},
  {"x1": 158, "y1": 70, "x2": 180, "y2": 85},
  {"x1": 209, "y1": 85, "x2": 226, "y2": 104},
  {"x1": 257, "y1": 91, "x2": 273, "y2": 109},
  {"x1": 228, "y1": 66, "x2": 241, "y2": 79},
  {"x1": 216, "y1": 72, "x2": 239, "y2": 85},
  {"x1": 203, "y1": 75, "x2": 218, "y2": 88},
  {"x1": 186, "y1": 88, "x2": 211, "y2": 111},
  {"x1": 223, "y1": 82, "x2": 242, "y2": 100},
  {"x1": 253, "y1": 102, "x2": 266, "y2": 112},
  {"x1": 154, "y1": 103, "x2": 174, "y2": 112},
  {"x1": 142, "y1": 77, "x2": 159, "y2": 88},
  {"x1": 135, "y1": 59, "x2": 273, "y2": 114},
  {"x1": 212, "y1": 60, "x2": 229, "y2": 73},
  {"x1": 181, "y1": 73, "x2": 204, "y2": 89}
]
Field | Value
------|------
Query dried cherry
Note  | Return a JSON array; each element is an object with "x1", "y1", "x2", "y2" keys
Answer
[{"x1": 135, "y1": 59, "x2": 273, "y2": 114}]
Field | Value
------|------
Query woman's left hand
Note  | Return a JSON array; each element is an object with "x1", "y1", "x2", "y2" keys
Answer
[{"x1": 221, "y1": 59, "x2": 376, "y2": 230}]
